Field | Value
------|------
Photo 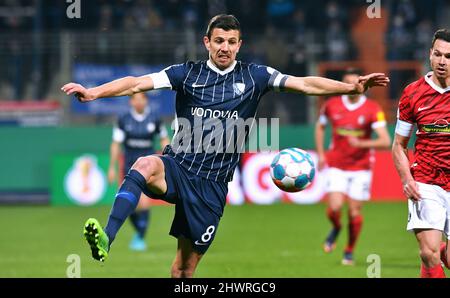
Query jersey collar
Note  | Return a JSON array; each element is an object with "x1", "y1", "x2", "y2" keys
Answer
[
  {"x1": 341, "y1": 95, "x2": 367, "y2": 111},
  {"x1": 130, "y1": 107, "x2": 149, "y2": 122},
  {"x1": 207, "y1": 59, "x2": 237, "y2": 76},
  {"x1": 424, "y1": 71, "x2": 450, "y2": 94}
]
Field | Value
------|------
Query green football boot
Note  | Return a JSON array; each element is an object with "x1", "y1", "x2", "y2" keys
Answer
[{"x1": 83, "y1": 218, "x2": 109, "y2": 262}]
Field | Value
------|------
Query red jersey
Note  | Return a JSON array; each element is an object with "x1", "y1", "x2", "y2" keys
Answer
[
  {"x1": 320, "y1": 95, "x2": 386, "y2": 171},
  {"x1": 396, "y1": 73, "x2": 450, "y2": 190}
]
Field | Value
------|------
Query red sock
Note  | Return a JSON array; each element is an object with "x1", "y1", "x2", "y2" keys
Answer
[
  {"x1": 420, "y1": 263, "x2": 446, "y2": 278},
  {"x1": 440, "y1": 242, "x2": 449, "y2": 269},
  {"x1": 345, "y1": 214, "x2": 363, "y2": 254},
  {"x1": 326, "y1": 208, "x2": 341, "y2": 230}
]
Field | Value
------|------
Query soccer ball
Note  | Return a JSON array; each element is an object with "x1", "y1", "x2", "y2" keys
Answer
[{"x1": 270, "y1": 148, "x2": 316, "y2": 192}]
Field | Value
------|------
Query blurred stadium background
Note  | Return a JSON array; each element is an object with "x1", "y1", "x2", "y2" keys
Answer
[{"x1": 0, "y1": 0, "x2": 449, "y2": 278}]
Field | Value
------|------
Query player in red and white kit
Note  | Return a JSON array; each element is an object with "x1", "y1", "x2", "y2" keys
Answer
[
  {"x1": 392, "y1": 29, "x2": 450, "y2": 278},
  {"x1": 316, "y1": 68, "x2": 391, "y2": 265}
]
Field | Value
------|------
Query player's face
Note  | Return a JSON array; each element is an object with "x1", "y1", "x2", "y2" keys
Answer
[
  {"x1": 130, "y1": 93, "x2": 148, "y2": 114},
  {"x1": 342, "y1": 74, "x2": 359, "y2": 85},
  {"x1": 342, "y1": 74, "x2": 360, "y2": 100},
  {"x1": 430, "y1": 39, "x2": 450, "y2": 80},
  {"x1": 204, "y1": 28, "x2": 242, "y2": 70}
]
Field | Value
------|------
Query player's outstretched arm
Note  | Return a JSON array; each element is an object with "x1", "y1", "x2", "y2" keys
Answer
[
  {"x1": 284, "y1": 73, "x2": 389, "y2": 96},
  {"x1": 392, "y1": 133, "x2": 420, "y2": 201},
  {"x1": 61, "y1": 75, "x2": 154, "y2": 102}
]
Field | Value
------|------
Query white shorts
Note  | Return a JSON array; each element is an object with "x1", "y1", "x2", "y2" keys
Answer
[
  {"x1": 407, "y1": 182, "x2": 450, "y2": 237},
  {"x1": 325, "y1": 167, "x2": 372, "y2": 201}
]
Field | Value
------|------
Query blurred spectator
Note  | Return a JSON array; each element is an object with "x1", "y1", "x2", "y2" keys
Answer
[
  {"x1": 129, "y1": 0, "x2": 163, "y2": 30},
  {"x1": 98, "y1": 5, "x2": 113, "y2": 31},
  {"x1": 290, "y1": 8, "x2": 307, "y2": 75},
  {"x1": 96, "y1": 5, "x2": 114, "y2": 62},
  {"x1": 262, "y1": 24, "x2": 289, "y2": 70},
  {"x1": 158, "y1": 0, "x2": 181, "y2": 30},
  {"x1": 266, "y1": 0, "x2": 295, "y2": 29},
  {"x1": 207, "y1": 0, "x2": 227, "y2": 18},
  {"x1": 324, "y1": 0, "x2": 347, "y2": 27},
  {"x1": 385, "y1": 0, "x2": 443, "y2": 62},
  {"x1": 292, "y1": 8, "x2": 307, "y2": 46},
  {"x1": 325, "y1": 21, "x2": 350, "y2": 61},
  {"x1": 414, "y1": 19, "x2": 434, "y2": 61},
  {"x1": 182, "y1": 0, "x2": 201, "y2": 29},
  {"x1": 122, "y1": 13, "x2": 136, "y2": 31},
  {"x1": 396, "y1": 0, "x2": 417, "y2": 27},
  {"x1": 387, "y1": 14, "x2": 412, "y2": 60},
  {"x1": 0, "y1": 0, "x2": 32, "y2": 32},
  {"x1": 227, "y1": 0, "x2": 265, "y2": 34},
  {"x1": 0, "y1": 0, "x2": 32, "y2": 100}
]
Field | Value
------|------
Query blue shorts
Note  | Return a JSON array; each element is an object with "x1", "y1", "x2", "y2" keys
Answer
[{"x1": 143, "y1": 154, "x2": 228, "y2": 254}]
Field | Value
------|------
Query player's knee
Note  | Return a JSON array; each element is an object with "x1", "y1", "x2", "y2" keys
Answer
[
  {"x1": 133, "y1": 156, "x2": 160, "y2": 177},
  {"x1": 349, "y1": 208, "x2": 361, "y2": 218},
  {"x1": 328, "y1": 203, "x2": 342, "y2": 211},
  {"x1": 420, "y1": 247, "x2": 440, "y2": 264}
]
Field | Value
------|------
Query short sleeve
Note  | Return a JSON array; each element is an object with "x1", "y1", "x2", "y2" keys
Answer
[
  {"x1": 147, "y1": 63, "x2": 189, "y2": 91},
  {"x1": 397, "y1": 87, "x2": 415, "y2": 124},
  {"x1": 164, "y1": 63, "x2": 192, "y2": 91},
  {"x1": 318, "y1": 101, "x2": 329, "y2": 125},
  {"x1": 370, "y1": 103, "x2": 387, "y2": 129},
  {"x1": 395, "y1": 87, "x2": 415, "y2": 137},
  {"x1": 112, "y1": 126, "x2": 125, "y2": 142},
  {"x1": 250, "y1": 64, "x2": 289, "y2": 94}
]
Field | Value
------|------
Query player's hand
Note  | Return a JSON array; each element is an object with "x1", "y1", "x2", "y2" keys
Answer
[
  {"x1": 354, "y1": 73, "x2": 390, "y2": 93},
  {"x1": 403, "y1": 179, "x2": 421, "y2": 201},
  {"x1": 107, "y1": 167, "x2": 116, "y2": 184},
  {"x1": 348, "y1": 136, "x2": 361, "y2": 148},
  {"x1": 61, "y1": 83, "x2": 96, "y2": 102}
]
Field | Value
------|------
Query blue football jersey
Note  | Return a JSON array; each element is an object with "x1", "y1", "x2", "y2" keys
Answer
[
  {"x1": 149, "y1": 60, "x2": 287, "y2": 182},
  {"x1": 113, "y1": 108, "x2": 168, "y2": 167}
]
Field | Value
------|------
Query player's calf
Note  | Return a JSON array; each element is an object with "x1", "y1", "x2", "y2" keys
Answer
[{"x1": 171, "y1": 237, "x2": 203, "y2": 278}]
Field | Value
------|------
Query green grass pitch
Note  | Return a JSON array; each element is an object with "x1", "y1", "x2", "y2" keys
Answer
[{"x1": 0, "y1": 202, "x2": 426, "y2": 278}]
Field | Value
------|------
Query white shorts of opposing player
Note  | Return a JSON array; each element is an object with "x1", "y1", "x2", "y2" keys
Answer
[
  {"x1": 407, "y1": 182, "x2": 450, "y2": 237},
  {"x1": 325, "y1": 167, "x2": 372, "y2": 201}
]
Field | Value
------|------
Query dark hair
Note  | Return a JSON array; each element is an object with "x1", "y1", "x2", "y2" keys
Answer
[
  {"x1": 206, "y1": 14, "x2": 241, "y2": 40},
  {"x1": 343, "y1": 67, "x2": 363, "y2": 77},
  {"x1": 431, "y1": 29, "x2": 450, "y2": 48}
]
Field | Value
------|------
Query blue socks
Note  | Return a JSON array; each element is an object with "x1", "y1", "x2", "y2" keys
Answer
[
  {"x1": 104, "y1": 170, "x2": 148, "y2": 245},
  {"x1": 129, "y1": 209, "x2": 151, "y2": 239}
]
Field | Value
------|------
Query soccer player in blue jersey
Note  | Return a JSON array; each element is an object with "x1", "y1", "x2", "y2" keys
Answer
[
  {"x1": 62, "y1": 14, "x2": 389, "y2": 277},
  {"x1": 108, "y1": 92, "x2": 170, "y2": 251}
]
